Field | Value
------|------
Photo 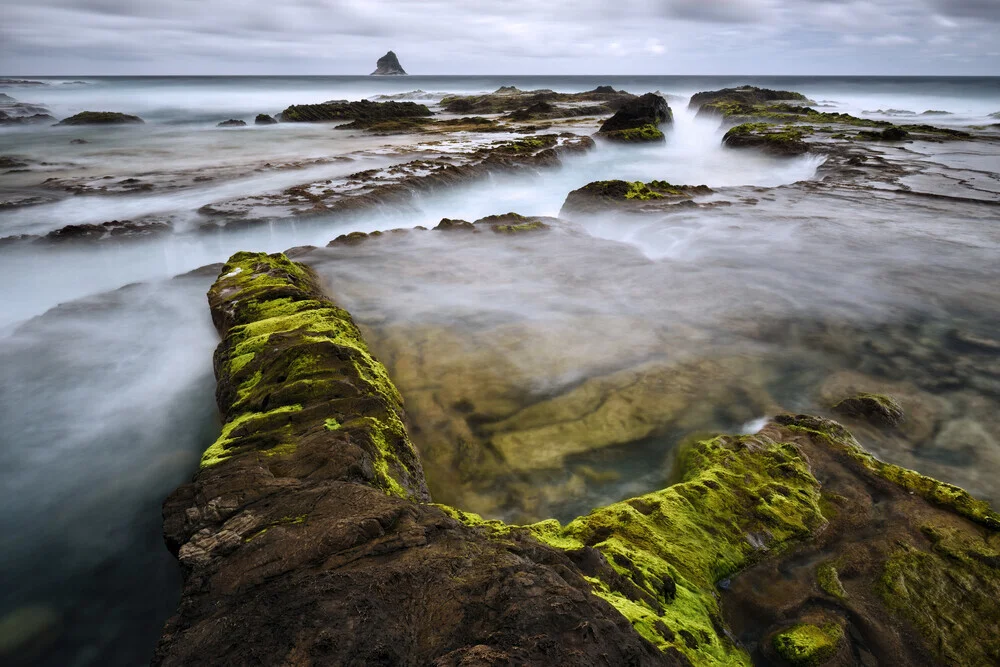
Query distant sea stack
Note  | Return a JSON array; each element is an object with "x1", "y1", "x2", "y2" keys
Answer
[{"x1": 371, "y1": 51, "x2": 407, "y2": 76}]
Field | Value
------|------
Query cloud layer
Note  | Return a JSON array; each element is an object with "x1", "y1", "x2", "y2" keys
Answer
[{"x1": 1, "y1": 0, "x2": 998, "y2": 74}]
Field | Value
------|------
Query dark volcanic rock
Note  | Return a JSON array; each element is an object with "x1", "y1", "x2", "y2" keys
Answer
[
  {"x1": 599, "y1": 93, "x2": 672, "y2": 132},
  {"x1": 254, "y1": 113, "x2": 277, "y2": 125},
  {"x1": 597, "y1": 93, "x2": 672, "y2": 143},
  {"x1": 278, "y1": 99, "x2": 431, "y2": 124},
  {"x1": 371, "y1": 50, "x2": 407, "y2": 76},
  {"x1": 858, "y1": 126, "x2": 910, "y2": 141},
  {"x1": 56, "y1": 111, "x2": 144, "y2": 126},
  {"x1": 216, "y1": 119, "x2": 247, "y2": 127},
  {"x1": 688, "y1": 86, "x2": 808, "y2": 112}
]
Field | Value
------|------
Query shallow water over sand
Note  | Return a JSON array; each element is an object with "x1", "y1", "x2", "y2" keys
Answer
[{"x1": 0, "y1": 75, "x2": 999, "y2": 665}]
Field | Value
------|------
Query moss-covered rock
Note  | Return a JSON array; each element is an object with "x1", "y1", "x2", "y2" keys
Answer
[
  {"x1": 200, "y1": 251, "x2": 428, "y2": 499},
  {"x1": 56, "y1": 111, "x2": 144, "y2": 126},
  {"x1": 561, "y1": 179, "x2": 712, "y2": 214},
  {"x1": 157, "y1": 257, "x2": 1000, "y2": 667},
  {"x1": 597, "y1": 93, "x2": 672, "y2": 142},
  {"x1": 601, "y1": 124, "x2": 666, "y2": 143},
  {"x1": 722, "y1": 123, "x2": 811, "y2": 156},
  {"x1": 771, "y1": 623, "x2": 843, "y2": 666},
  {"x1": 254, "y1": 113, "x2": 277, "y2": 125},
  {"x1": 216, "y1": 119, "x2": 246, "y2": 128}
]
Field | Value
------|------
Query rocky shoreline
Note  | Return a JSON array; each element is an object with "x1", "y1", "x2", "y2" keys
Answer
[{"x1": 152, "y1": 250, "x2": 1000, "y2": 666}]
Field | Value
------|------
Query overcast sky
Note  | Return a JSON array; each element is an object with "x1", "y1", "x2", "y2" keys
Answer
[{"x1": 2, "y1": 0, "x2": 999, "y2": 75}]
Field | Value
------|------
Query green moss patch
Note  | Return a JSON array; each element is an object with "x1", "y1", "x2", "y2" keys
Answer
[
  {"x1": 200, "y1": 252, "x2": 427, "y2": 500},
  {"x1": 772, "y1": 623, "x2": 843, "y2": 666},
  {"x1": 601, "y1": 124, "x2": 665, "y2": 143}
]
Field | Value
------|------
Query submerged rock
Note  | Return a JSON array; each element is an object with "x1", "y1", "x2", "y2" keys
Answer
[
  {"x1": 833, "y1": 392, "x2": 905, "y2": 427},
  {"x1": 216, "y1": 119, "x2": 246, "y2": 127},
  {"x1": 597, "y1": 93, "x2": 672, "y2": 143},
  {"x1": 370, "y1": 50, "x2": 407, "y2": 75},
  {"x1": 154, "y1": 253, "x2": 1000, "y2": 667},
  {"x1": 56, "y1": 111, "x2": 144, "y2": 126}
]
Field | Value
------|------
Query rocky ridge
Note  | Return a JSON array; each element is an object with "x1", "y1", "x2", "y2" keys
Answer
[{"x1": 153, "y1": 250, "x2": 1000, "y2": 667}]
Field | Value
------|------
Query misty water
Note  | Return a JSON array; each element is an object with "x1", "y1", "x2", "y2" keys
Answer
[{"x1": 1, "y1": 76, "x2": 999, "y2": 665}]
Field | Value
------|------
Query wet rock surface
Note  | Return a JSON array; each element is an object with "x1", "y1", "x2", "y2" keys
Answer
[
  {"x1": 278, "y1": 99, "x2": 432, "y2": 124},
  {"x1": 153, "y1": 252, "x2": 1000, "y2": 667},
  {"x1": 598, "y1": 93, "x2": 672, "y2": 142}
]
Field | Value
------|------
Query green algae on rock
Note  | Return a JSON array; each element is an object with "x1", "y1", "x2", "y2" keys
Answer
[
  {"x1": 202, "y1": 251, "x2": 427, "y2": 499},
  {"x1": 524, "y1": 432, "x2": 827, "y2": 666},
  {"x1": 771, "y1": 623, "x2": 844, "y2": 666},
  {"x1": 601, "y1": 124, "x2": 666, "y2": 143},
  {"x1": 560, "y1": 179, "x2": 713, "y2": 215},
  {"x1": 722, "y1": 123, "x2": 812, "y2": 156}
]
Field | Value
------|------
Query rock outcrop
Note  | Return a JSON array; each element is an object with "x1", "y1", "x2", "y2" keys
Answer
[
  {"x1": 597, "y1": 93, "x2": 672, "y2": 143},
  {"x1": 154, "y1": 251, "x2": 1000, "y2": 667},
  {"x1": 561, "y1": 179, "x2": 712, "y2": 215},
  {"x1": 254, "y1": 113, "x2": 277, "y2": 125},
  {"x1": 370, "y1": 50, "x2": 407, "y2": 76},
  {"x1": 722, "y1": 123, "x2": 812, "y2": 156},
  {"x1": 440, "y1": 86, "x2": 635, "y2": 116},
  {"x1": 278, "y1": 99, "x2": 431, "y2": 124},
  {"x1": 216, "y1": 119, "x2": 246, "y2": 127},
  {"x1": 688, "y1": 86, "x2": 809, "y2": 113},
  {"x1": 0, "y1": 97, "x2": 56, "y2": 125},
  {"x1": 56, "y1": 111, "x2": 144, "y2": 126}
]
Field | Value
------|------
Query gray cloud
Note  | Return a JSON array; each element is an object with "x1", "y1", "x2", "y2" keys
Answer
[
  {"x1": 931, "y1": 0, "x2": 1000, "y2": 22},
  {"x1": 0, "y1": 0, "x2": 996, "y2": 74},
  {"x1": 663, "y1": 0, "x2": 773, "y2": 24}
]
